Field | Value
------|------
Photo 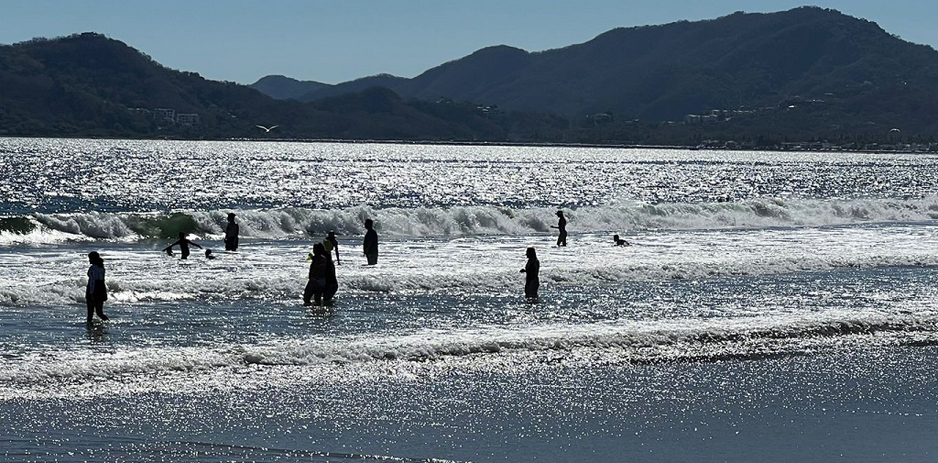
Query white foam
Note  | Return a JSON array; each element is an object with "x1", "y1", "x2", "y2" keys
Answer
[
  {"x1": 4, "y1": 196, "x2": 938, "y2": 244},
  {"x1": 2, "y1": 223, "x2": 938, "y2": 306},
  {"x1": 2, "y1": 308, "x2": 934, "y2": 396}
]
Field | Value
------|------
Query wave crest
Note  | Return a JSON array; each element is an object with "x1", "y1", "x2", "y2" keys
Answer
[{"x1": 3, "y1": 197, "x2": 938, "y2": 244}]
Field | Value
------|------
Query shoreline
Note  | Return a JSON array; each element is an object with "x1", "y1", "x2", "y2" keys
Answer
[
  {"x1": 3, "y1": 134, "x2": 936, "y2": 155},
  {"x1": 4, "y1": 345, "x2": 937, "y2": 463}
]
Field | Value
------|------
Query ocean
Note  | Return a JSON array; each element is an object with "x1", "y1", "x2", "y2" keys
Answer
[{"x1": 1, "y1": 137, "x2": 937, "y2": 462}]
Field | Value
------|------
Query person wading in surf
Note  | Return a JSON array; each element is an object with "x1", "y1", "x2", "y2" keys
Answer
[
  {"x1": 163, "y1": 232, "x2": 203, "y2": 260},
  {"x1": 551, "y1": 210, "x2": 567, "y2": 246},
  {"x1": 323, "y1": 230, "x2": 341, "y2": 265},
  {"x1": 363, "y1": 219, "x2": 378, "y2": 265},
  {"x1": 304, "y1": 243, "x2": 329, "y2": 306},
  {"x1": 85, "y1": 251, "x2": 110, "y2": 324},
  {"x1": 224, "y1": 213, "x2": 240, "y2": 251},
  {"x1": 520, "y1": 247, "x2": 540, "y2": 300}
]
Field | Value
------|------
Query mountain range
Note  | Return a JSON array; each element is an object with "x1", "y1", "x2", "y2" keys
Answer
[
  {"x1": 0, "y1": 33, "x2": 531, "y2": 140},
  {"x1": 2, "y1": 7, "x2": 938, "y2": 145},
  {"x1": 254, "y1": 7, "x2": 938, "y2": 135}
]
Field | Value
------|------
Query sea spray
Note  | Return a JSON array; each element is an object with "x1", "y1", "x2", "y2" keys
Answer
[{"x1": 3, "y1": 196, "x2": 938, "y2": 243}]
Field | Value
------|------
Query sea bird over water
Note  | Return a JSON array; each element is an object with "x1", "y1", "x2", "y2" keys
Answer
[{"x1": 256, "y1": 125, "x2": 279, "y2": 132}]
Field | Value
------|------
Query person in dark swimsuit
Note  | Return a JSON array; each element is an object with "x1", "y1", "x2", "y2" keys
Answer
[
  {"x1": 85, "y1": 251, "x2": 109, "y2": 324},
  {"x1": 551, "y1": 210, "x2": 567, "y2": 246},
  {"x1": 163, "y1": 232, "x2": 203, "y2": 260},
  {"x1": 323, "y1": 248, "x2": 338, "y2": 303},
  {"x1": 224, "y1": 213, "x2": 239, "y2": 251},
  {"x1": 520, "y1": 247, "x2": 540, "y2": 300},
  {"x1": 363, "y1": 219, "x2": 378, "y2": 265},
  {"x1": 323, "y1": 230, "x2": 341, "y2": 265},
  {"x1": 304, "y1": 243, "x2": 328, "y2": 306}
]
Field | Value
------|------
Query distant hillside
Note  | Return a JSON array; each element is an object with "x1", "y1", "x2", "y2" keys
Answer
[
  {"x1": 250, "y1": 75, "x2": 330, "y2": 100},
  {"x1": 0, "y1": 33, "x2": 550, "y2": 140},
  {"x1": 7, "y1": 8, "x2": 938, "y2": 148},
  {"x1": 267, "y1": 7, "x2": 938, "y2": 133},
  {"x1": 297, "y1": 73, "x2": 410, "y2": 101}
]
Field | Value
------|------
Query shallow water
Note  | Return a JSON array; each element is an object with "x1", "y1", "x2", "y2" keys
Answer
[
  {"x1": 2, "y1": 138, "x2": 938, "y2": 462},
  {"x1": 4, "y1": 346, "x2": 937, "y2": 462}
]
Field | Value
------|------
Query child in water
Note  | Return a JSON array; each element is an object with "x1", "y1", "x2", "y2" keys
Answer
[{"x1": 613, "y1": 234, "x2": 631, "y2": 246}]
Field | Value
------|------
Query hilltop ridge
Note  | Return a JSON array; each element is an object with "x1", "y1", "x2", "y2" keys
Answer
[
  {"x1": 4, "y1": 7, "x2": 938, "y2": 147},
  {"x1": 0, "y1": 33, "x2": 524, "y2": 140},
  {"x1": 262, "y1": 7, "x2": 938, "y2": 134}
]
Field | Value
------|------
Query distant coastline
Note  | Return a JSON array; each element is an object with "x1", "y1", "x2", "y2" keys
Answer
[
  {"x1": 6, "y1": 134, "x2": 936, "y2": 155},
  {"x1": 223, "y1": 138, "x2": 938, "y2": 155},
  {"x1": 6, "y1": 7, "x2": 938, "y2": 150}
]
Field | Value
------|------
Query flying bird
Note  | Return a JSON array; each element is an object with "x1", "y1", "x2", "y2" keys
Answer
[{"x1": 256, "y1": 125, "x2": 279, "y2": 132}]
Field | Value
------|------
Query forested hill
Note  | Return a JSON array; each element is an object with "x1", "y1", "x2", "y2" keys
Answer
[
  {"x1": 0, "y1": 33, "x2": 546, "y2": 140},
  {"x1": 6, "y1": 6, "x2": 938, "y2": 146},
  {"x1": 250, "y1": 75, "x2": 330, "y2": 101},
  {"x1": 270, "y1": 7, "x2": 938, "y2": 132}
]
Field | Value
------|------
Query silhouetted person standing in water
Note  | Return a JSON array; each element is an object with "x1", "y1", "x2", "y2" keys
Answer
[
  {"x1": 520, "y1": 247, "x2": 540, "y2": 300},
  {"x1": 304, "y1": 243, "x2": 328, "y2": 306},
  {"x1": 363, "y1": 219, "x2": 378, "y2": 265},
  {"x1": 613, "y1": 234, "x2": 631, "y2": 246},
  {"x1": 323, "y1": 230, "x2": 341, "y2": 265},
  {"x1": 224, "y1": 213, "x2": 239, "y2": 251},
  {"x1": 551, "y1": 210, "x2": 567, "y2": 246},
  {"x1": 323, "y1": 246, "x2": 338, "y2": 303},
  {"x1": 163, "y1": 232, "x2": 203, "y2": 260},
  {"x1": 86, "y1": 251, "x2": 109, "y2": 324}
]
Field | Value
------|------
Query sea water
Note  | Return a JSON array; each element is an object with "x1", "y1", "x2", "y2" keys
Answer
[{"x1": 1, "y1": 138, "x2": 937, "y2": 462}]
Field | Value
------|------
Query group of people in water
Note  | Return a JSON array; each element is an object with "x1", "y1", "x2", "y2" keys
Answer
[
  {"x1": 520, "y1": 211, "x2": 630, "y2": 299},
  {"x1": 85, "y1": 213, "x2": 378, "y2": 323},
  {"x1": 302, "y1": 231, "x2": 343, "y2": 306},
  {"x1": 85, "y1": 209, "x2": 630, "y2": 323}
]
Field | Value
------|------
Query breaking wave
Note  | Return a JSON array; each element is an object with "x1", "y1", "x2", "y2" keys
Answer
[{"x1": 2, "y1": 196, "x2": 938, "y2": 244}]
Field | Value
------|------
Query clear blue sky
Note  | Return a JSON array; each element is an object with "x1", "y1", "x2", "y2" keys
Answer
[{"x1": 2, "y1": 1, "x2": 935, "y2": 85}]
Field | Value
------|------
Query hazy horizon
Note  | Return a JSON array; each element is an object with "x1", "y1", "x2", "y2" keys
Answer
[{"x1": 2, "y1": 0, "x2": 937, "y2": 85}]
